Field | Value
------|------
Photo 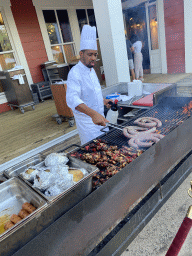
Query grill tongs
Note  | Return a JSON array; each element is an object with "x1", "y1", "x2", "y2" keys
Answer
[
  {"x1": 106, "y1": 122, "x2": 125, "y2": 131},
  {"x1": 100, "y1": 122, "x2": 126, "y2": 133}
]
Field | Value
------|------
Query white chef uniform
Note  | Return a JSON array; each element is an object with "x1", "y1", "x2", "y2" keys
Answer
[{"x1": 66, "y1": 25, "x2": 105, "y2": 145}]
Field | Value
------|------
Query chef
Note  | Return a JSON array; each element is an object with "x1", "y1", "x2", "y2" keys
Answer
[{"x1": 66, "y1": 25, "x2": 111, "y2": 145}]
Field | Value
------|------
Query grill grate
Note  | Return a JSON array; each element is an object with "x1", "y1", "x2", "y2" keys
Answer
[{"x1": 74, "y1": 97, "x2": 192, "y2": 154}]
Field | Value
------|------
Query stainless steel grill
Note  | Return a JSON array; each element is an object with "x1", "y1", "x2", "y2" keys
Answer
[{"x1": 73, "y1": 97, "x2": 192, "y2": 152}]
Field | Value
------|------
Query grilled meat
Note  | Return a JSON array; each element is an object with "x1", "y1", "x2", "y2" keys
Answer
[
  {"x1": 10, "y1": 214, "x2": 22, "y2": 224},
  {"x1": 134, "y1": 117, "x2": 162, "y2": 128}
]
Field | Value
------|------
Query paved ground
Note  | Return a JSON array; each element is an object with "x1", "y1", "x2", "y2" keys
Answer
[{"x1": 121, "y1": 172, "x2": 192, "y2": 256}]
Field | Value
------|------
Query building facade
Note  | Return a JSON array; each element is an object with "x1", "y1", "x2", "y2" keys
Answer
[{"x1": 0, "y1": 0, "x2": 190, "y2": 112}]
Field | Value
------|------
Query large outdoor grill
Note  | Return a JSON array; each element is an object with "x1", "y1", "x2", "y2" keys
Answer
[{"x1": 2, "y1": 84, "x2": 192, "y2": 256}]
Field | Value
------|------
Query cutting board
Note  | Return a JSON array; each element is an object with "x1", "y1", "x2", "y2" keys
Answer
[{"x1": 132, "y1": 93, "x2": 154, "y2": 107}]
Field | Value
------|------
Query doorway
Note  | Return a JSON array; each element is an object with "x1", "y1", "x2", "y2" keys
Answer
[
  {"x1": 123, "y1": 3, "x2": 150, "y2": 73},
  {"x1": 123, "y1": 0, "x2": 161, "y2": 74}
]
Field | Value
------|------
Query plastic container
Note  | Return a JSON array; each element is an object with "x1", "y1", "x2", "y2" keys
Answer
[
  {"x1": 106, "y1": 93, "x2": 120, "y2": 100},
  {"x1": 128, "y1": 80, "x2": 143, "y2": 96},
  {"x1": 106, "y1": 99, "x2": 118, "y2": 124}
]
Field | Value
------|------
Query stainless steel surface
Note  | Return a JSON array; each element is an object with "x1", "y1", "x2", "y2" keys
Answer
[
  {"x1": 17, "y1": 156, "x2": 98, "y2": 203},
  {"x1": 106, "y1": 122, "x2": 125, "y2": 131},
  {"x1": 153, "y1": 83, "x2": 177, "y2": 105},
  {"x1": 4, "y1": 152, "x2": 98, "y2": 203},
  {"x1": 0, "y1": 177, "x2": 47, "y2": 240},
  {"x1": 4, "y1": 154, "x2": 45, "y2": 178},
  {"x1": 116, "y1": 83, "x2": 176, "y2": 107},
  {"x1": 0, "y1": 170, "x2": 8, "y2": 184},
  {"x1": 10, "y1": 115, "x2": 192, "y2": 256}
]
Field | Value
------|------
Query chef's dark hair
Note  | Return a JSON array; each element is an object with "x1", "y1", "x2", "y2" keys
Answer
[{"x1": 131, "y1": 34, "x2": 139, "y2": 44}]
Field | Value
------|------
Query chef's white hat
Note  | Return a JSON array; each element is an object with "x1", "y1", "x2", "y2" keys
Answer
[{"x1": 80, "y1": 25, "x2": 97, "y2": 51}]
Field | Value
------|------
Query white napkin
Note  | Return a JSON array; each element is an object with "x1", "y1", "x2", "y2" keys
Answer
[{"x1": 118, "y1": 95, "x2": 133, "y2": 101}]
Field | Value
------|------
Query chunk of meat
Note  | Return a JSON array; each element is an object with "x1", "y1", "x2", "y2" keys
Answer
[
  {"x1": 18, "y1": 209, "x2": 30, "y2": 219},
  {"x1": 4, "y1": 221, "x2": 15, "y2": 230},
  {"x1": 10, "y1": 214, "x2": 22, "y2": 224},
  {"x1": 22, "y1": 202, "x2": 36, "y2": 214}
]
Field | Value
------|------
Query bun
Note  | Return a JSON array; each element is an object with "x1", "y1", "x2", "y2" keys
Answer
[{"x1": 68, "y1": 169, "x2": 84, "y2": 182}]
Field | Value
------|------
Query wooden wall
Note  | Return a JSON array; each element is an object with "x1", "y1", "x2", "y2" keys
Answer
[
  {"x1": 11, "y1": 0, "x2": 48, "y2": 83},
  {"x1": 164, "y1": 0, "x2": 185, "y2": 73}
]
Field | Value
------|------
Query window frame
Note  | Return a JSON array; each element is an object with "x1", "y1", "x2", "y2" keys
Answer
[
  {"x1": 76, "y1": 8, "x2": 98, "y2": 39},
  {"x1": 42, "y1": 8, "x2": 77, "y2": 64},
  {"x1": 0, "y1": 8, "x2": 19, "y2": 71}
]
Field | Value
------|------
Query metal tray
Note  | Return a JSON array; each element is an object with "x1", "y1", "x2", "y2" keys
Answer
[
  {"x1": 5, "y1": 155, "x2": 99, "y2": 204},
  {"x1": 0, "y1": 177, "x2": 47, "y2": 241},
  {"x1": 4, "y1": 154, "x2": 45, "y2": 178},
  {"x1": 0, "y1": 170, "x2": 8, "y2": 185}
]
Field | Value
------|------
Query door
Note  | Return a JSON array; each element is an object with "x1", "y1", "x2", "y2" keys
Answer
[
  {"x1": 123, "y1": 3, "x2": 150, "y2": 73},
  {"x1": 145, "y1": 1, "x2": 162, "y2": 73}
]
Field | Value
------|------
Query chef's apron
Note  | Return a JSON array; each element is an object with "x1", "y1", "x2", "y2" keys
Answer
[{"x1": 74, "y1": 114, "x2": 105, "y2": 145}]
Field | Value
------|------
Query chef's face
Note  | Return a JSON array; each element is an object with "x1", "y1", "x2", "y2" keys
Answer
[{"x1": 80, "y1": 50, "x2": 98, "y2": 68}]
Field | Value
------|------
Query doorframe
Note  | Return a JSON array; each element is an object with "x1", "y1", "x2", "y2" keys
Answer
[
  {"x1": 145, "y1": 1, "x2": 162, "y2": 73},
  {"x1": 145, "y1": 0, "x2": 167, "y2": 74},
  {"x1": 156, "y1": 0, "x2": 167, "y2": 74}
]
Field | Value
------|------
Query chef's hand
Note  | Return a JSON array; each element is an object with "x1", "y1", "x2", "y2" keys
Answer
[
  {"x1": 91, "y1": 112, "x2": 109, "y2": 126},
  {"x1": 104, "y1": 99, "x2": 113, "y2": 109}
]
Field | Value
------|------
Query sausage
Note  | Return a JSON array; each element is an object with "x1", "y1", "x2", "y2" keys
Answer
[
  {"x1": 4, "y1": 221, "x2": 15, "y2": 230},
  {"x1": 18, "y1": 209, "x2": 30, "y2": 219},
  {"x1": 10, "y1": 214, "x2": 22, "y2": 224},
  {"x1": 128, "y1": 138, "x2": 139, "y2": 149},
  {"x1": 22, "y1": 202, "x2": 36, "y2": 214},
  {"x1": 123, "y1": 126, "x2": 156, "y2": 138},
  {"x1": 123, "y1": 127, "x2": 133, "y2": 138},
  {"x1": 135, "y1": 136, "x2": 160, "y2": 148},
  {"x1": 134, "y1": 117, "x2": 162, "y2": 128},
  {"x1": 153, "y1": 133, "x2": 165, "y2": 139}
]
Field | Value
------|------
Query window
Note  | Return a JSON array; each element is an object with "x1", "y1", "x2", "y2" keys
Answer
[
  {"x1": 148, "y1": 4, "x2": 159, "y2": 50},
  {"x1": 76, "y1": 9, "x2": 102, "y2": 66},
  {"x1": 43, "y1": 10, "x2": 76, "y2": 64},
  {"x1": 76, "y1": 9, "x2": 98, "y2": 37},
  {"x1": 0, "y1": 12, "x2": 17, "y2": 71}
]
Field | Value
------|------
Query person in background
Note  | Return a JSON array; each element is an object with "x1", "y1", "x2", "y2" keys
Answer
[
  {"x1": 66, "y1": 25, "x2": 111, "y2": 145},
  {"x1": 126, "y1": 38, "x2": 135, "y2": 81},
  {"x1": 131, "y1": 34, "x2": 144, "y2": 81}
]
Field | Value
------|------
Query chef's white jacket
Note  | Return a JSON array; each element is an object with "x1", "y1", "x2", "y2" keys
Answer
[{"x1": 66, "y1": 61, "x2": 105, "y2": 145}]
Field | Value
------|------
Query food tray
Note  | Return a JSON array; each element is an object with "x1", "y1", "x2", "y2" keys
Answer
[
  {"x1": 4, "y1": 154, "x2": 45, "y2": 178},
  {"x1": 5, "y1": 156, "x2": 99, "y2": 204},
  {"x1": 0, "y1": 170, "x2": 8, "y2": 185},
  {"x1": 0, "y1": 177, "x2": 47, "y2": 240}
]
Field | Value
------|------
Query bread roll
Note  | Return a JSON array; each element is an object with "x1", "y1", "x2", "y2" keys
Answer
[{"x1": 68, "y1": 169, "x2": 84, "y2": 182}]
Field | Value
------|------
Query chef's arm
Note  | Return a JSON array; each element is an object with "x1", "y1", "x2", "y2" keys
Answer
[{"x1": 75, "y1": 103, "x2": 109, "y2": 126}]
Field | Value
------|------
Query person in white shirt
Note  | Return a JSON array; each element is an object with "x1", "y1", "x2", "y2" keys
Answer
[
  {"x1": 131, "y1": 34, "x2": 144, "y2": 81},
  {"x1": 66, "y1": 25, "x2": 111, "y2": 145}
]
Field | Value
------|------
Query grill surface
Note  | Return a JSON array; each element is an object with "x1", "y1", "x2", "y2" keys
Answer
[{"x1": 75, "y1": 97, "x2": 192, "y2": 153}]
